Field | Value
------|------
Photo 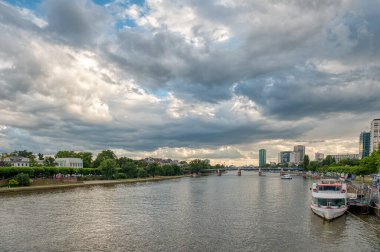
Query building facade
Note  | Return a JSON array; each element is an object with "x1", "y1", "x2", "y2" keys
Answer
[
  {"x1": 315, "y1": 152, "x2": 324, "y2": 162},
  {"x1": 56, "y1": 158, "x2": 83, "y2": 168},
  {"x1": 328, "y1": 154, "x2": 359, "y2": 163},
  {"x1": 3, "y1": 156, "x2": 30, "y2": 167},
  {"x1": 370, "y1": 119, "x2": 380, "y2": 154},
  {"x1": 359, "y1": 131, "x2": 371, "y2": 159},
  {"x1": 259, "y1": 149, "x2": 266, "y2": 167},
  {"x1": 278, "y1": 151, "x2": 295, "y2": 164},
  {"x1": 293, "y1": 145, "x2": 305, "y2": 164}
]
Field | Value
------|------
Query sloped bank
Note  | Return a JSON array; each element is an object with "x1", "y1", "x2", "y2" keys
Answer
[{"x1": 0, "y1": 176, "x2": 184, "y2": 194}]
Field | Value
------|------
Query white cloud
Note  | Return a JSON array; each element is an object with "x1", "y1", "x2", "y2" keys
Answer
[{"x1": 0, "y1": 0, "x2": 379, "y2": 165}]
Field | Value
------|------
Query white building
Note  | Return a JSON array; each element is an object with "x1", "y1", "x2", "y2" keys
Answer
[
  {"x1": 328, "y1": 154, "x2": 359, "y2": 163},
  {"x1": 56, "y1": 158, "x2": 83, "y2": 168},
  {"x1": 371, "y1": 119, "x2": 380, "y2": 153},
  {"x1": 3, "y1": 156, "x2": 30, "y2": 167},
  {"x1": 315, "y1": 152, "x2": 324, "y2": 162}
]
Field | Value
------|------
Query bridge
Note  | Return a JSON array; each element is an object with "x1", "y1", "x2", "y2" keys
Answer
[{"x1": 198, "y1": 167, "x2": 304, "y2": 174}]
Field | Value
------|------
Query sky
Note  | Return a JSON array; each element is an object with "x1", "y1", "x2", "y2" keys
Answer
[{"x1": 0, "y1": 0, "x2": 379, "y2": 165}]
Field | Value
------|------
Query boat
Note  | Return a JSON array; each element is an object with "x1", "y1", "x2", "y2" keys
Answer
[
  {"x1": 217, "y1": 169, "x2": 222, "y2": 176},
  {"x1": 281, "y1": 174, "x2": 292, "y2": 179},
  {"x1": 310, "y1": 179, "x2": 348, "y2": 220}
]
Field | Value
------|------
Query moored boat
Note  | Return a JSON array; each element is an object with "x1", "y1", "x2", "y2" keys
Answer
[
  {"x1": 281, "y1": 174, "x2": 292, "y2": 179},
  {"x1": 310, "y1": 179, "x2": 348, "y2": 220}
]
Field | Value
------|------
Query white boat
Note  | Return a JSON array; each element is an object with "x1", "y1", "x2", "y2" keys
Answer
[
  {"x1": 281, "y1": 174, "x2": 292, "y2": 179},
  {"x1": 310, "y1": 179, "x2": 348, "y2": 220}
]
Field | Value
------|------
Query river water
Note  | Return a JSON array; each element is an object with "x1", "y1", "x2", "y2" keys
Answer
[{"x1": 1, "y1": 172, "x2": 380, "y2": 252}]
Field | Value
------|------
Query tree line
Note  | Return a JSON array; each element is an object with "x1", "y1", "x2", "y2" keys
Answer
[
  {"x1": 302, "y1": 147, "x2": 380, "y2": 175},
  {"x1": 0, "y1": 149, "x2": 220, "y2": 184}
]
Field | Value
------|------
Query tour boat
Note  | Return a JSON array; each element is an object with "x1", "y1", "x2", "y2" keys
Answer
[
  {"x1": 281, "y1": 174, "x2": 292, "y2": 179},
  {"x1": 310, "y1": 179, "x2": 348, "y2": 220}
]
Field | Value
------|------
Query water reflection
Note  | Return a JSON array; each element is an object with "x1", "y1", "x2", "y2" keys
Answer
[{"x1": 0, "y1": 175, "x2": 379, "y2": 251}]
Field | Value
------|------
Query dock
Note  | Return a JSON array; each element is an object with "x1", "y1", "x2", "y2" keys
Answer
[{"x1": 347, "y1": 182, "x2": 380, "y2": 217}]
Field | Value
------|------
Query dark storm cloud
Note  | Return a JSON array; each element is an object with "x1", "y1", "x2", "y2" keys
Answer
[{"x1": 1, "y1": 0, "x2": 380, "y2": 159}]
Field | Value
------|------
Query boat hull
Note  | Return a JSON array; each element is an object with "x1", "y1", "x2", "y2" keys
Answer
[{"x1": 310, "y1": 204, "x2": 347, "y2": 220}]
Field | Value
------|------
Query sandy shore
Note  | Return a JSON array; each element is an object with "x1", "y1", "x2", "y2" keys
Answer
[{"x1": 0, "y1": 176, "x2": 184, "y2": 194}]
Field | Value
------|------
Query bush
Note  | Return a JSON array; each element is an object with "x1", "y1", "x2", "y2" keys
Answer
[
  {"x1": 8, "y1": 179, "x2": 19, "y2": 187},
  {"x1": 15, "y1": 173, "x2": 31, "y2": 186}
]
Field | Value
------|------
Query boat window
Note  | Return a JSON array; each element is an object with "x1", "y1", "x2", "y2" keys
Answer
[
  {"x1": 317, "y1": 198, "x2": 345, "y2": 207},
  {"x1": 318, "y1": 186, "x2": 341, "y2": 191}
]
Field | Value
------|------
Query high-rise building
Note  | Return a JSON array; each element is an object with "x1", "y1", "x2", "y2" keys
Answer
[
  {"x1": 315, "y1": 152, "x2": 324, "y2": 162},
  {"x1": 370, "y1": 119, "x2": 380, "y2": 154},
  {"x1": 294, "y1": 145, "x2": 305, "y2": 164},
  {"x1": 259, "y1": 149, "x2": 266, "y2": 167},
  {"x1": 359, "y1": 131, "x2": 371, "y2": 159},
  {"x1": 278, "y1": 151, "x2": 295, "y2": 164}
]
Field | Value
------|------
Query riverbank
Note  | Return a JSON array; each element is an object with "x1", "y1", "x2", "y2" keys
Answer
[{"x1": 0, "y1": 176, "x2": 184, "y2": 194}]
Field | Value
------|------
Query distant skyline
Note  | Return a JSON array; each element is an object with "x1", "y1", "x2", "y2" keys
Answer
[{"x1": 1, "y1": 0, "x2": 380, "y2": 165}]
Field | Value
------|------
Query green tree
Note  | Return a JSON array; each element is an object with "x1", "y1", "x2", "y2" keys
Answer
[
  {"x1": 308, "y1": 161, "x2": 319, "y2": 171},
  {"x1": 77, "y1": 152, "x2": 93, "y2": 168},
  {"x1": 38, "y1": 153, "x2": 44, "y2": 160},
  {"x1": 99, "y1": 159, "x2": 119, "y2": 179},
  {"x1": 44, "y1": 157, "x2": 57, "y2": 167},
  {"x1": 8, "y1": 179, "x2": 19, "y2": 187},
  {"x1": 147, "y1": 163, "x2": 161, "y2": 178},
  {"x1": 323, "y1": 155, "x2": 336, "y2": 166},
  {"x1": 118, "y1": 157, "x2": 138, "y2": 178},
  {"x1": 55, "y1": 150, "x2": 77, "y2": 158},
  {"x1": 93, "y1": 150, "x2": 117, "y2": 168},
  {"x1": 12, "y1": 150, "x2": 34, "y2": 158},
  {"x1": 189, "y1": 159, "x2": 210, "y2": 174},
  {"x1": 15, "y1": 173, "x2": 31, "y2": 186},
  {"x1": 303, "y1": 155, "x2": 310, "y2": 169},
  {"x1": 137, "y1": 167, "x2": 148, "y2": 178}
]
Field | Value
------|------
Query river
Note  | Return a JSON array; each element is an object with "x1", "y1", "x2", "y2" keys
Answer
[{"x1": 1, "y1": 172, "x2": 380, "y2": 252}]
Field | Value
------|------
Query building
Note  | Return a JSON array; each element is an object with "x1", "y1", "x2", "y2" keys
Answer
[
  {"x1": 328, "y1": 154, "x2": 359, "y2": 163},
  {"x1": 278, "y1": 151, "x2": 295, "y2": 164},
  {"x1": 56, "y1": 158, "x2": 83, "y2": 168},
  {"x1": 293, "y1": 145, "x2": 305, "y2": 164},
  {"x1": 315, "y1": 152, "x2": 324, "y2": 162},
  {"x1": 144, "y1": 157, "x2": 180, "y2": 166},
  {"x1": 3, "y1": 156, "x2": 30, "y2": 167},
  {"x1": 259, "y1": 149, "x2": 266, "y2": 167},
  {"x1": 359, "y1": 131, "x2": 371, "y2": 159},
  {"x1": 370, "y1": 119, "x2": 380, "y2": 154}
]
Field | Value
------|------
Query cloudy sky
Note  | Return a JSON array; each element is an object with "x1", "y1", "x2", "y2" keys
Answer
[{"x1": 0, "y1": 0, "x2": 379, "y2": 165}]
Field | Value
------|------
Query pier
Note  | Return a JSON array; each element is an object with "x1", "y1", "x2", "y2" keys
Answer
[{"x1": 347, "y1": 181, "x2": 380, "y2": 217}]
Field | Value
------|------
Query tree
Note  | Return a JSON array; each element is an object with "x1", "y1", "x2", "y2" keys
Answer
[
  {"x1": 93, "y1": 150, "x2": 117, "y2": 168},
  {"x1": 38, "y1": 153, "x2": 44, "y2": 160},
  {"x1": 15, "y1": 173, "x2": 31, "y2": 186},
  {"x1": 189, "y1": 159, "x2": 210, "y2": 174},
  {"x1": 147, "y1": 163, "x2": 160, "y2": 178},
  {"x1": 322, "y1": 155, "x2": 336, "y2": 166},
  {"x1": 77, "y1": 152, "x2": 93, "y2": 168},
  {"x1": 44, "y1": 157, "x2": 57, "y2": 167},
  {"x1": 12, "y1": 150, "x2": 34, "y2": 158},
  {"x1": 118, "y1": 157, "x2": 138, "y2": 178},
  {"x1": 308, "y1": 161, "x2": 319, "y2": 171},
  {"x1": 55, "y1": 150, "x2": 77, "y2": 158},
  {"x1": 99, "y1": 159, "x2": 119, "y2": 179},
  {"x1": 303, "y1": 155, "x2": 310, "y2": 169}
]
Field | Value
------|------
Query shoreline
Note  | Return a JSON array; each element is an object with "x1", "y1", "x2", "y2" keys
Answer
[{"x1": 0, "y1": 176, "x2": 184, "y2": 194}]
